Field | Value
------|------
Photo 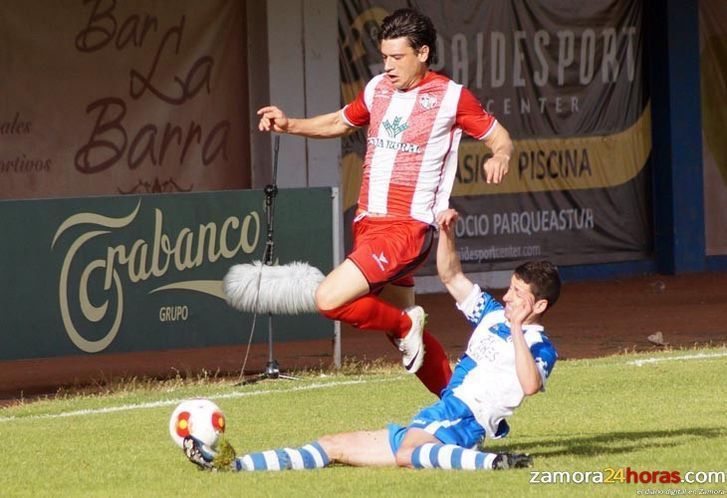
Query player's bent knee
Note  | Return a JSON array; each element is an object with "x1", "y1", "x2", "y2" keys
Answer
[
  {"x1": 315, "y1": 295, "x2": 339, "y2": 318},
  {"x1": 319, "y1": 308, "x2": 345, "y2": 324},
  {"x1": 394, "y1": 447, "x2": 414, "y2": 468},
  {"x1": 315, "y1": 285, "x2": 351, "y2": 317},
  {"x1": 314, "y1": 284, "x2": 337, "y2": 312}
]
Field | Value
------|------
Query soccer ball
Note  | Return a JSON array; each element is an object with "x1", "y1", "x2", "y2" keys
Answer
[{"x1": 169, "y1": 398, "x2": 226, "y2": 450}]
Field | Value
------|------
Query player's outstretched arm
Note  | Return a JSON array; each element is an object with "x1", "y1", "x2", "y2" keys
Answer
[
  {"x1": 436, "y1": 209, "x2": 475, "y2": 304},
  {"x1": 481, "y1": 123, "x2": 514, "y2": 184},
  {"x1": 257, "y1": 105, "x2": 351, "y2": 138}
]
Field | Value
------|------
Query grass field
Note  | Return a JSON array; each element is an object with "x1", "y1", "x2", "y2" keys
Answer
[{"x1": 1, "y1": 347, "x2": 726, "y2": 497}]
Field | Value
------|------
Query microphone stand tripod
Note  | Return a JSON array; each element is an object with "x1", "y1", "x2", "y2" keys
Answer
[{"x1": 240, "y1": 135, "x2": 298, "y2": 385}]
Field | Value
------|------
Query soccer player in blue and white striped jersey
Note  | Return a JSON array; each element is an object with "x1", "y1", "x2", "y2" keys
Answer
[{"x1": 184, "y1": 208, "x2": 560, "y2": 472}]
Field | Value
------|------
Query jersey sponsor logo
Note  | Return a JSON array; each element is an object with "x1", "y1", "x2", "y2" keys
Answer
[
  {"x1": 371, "y1": 251, "x2": 389, "y2": 271},
  {"x1": 382, "y1": 116, "x2": 409, "y2": 138},
  {"x1": 467, "y1": 332, "x2": 500, "y2": 362},
  {"x1": 419, "y1": 94, "x2": 439, "y2": 110},
  {"x1": 366, "y1": 137, "x2": 422, "y2": 154}
]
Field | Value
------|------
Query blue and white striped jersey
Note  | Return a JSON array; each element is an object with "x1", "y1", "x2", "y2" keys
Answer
[{"x1": 442, "y1": 284, "x2": 557, "y2": 438}]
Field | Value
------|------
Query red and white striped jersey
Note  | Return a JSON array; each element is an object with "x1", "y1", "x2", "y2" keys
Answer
[{"x1": 341, "y1": 71, "x2": 497, "y2": 225}]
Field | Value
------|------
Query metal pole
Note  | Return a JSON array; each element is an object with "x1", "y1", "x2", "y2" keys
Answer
[{"x1": 331, "y1": 187, "x2": 342, "y2": 369}]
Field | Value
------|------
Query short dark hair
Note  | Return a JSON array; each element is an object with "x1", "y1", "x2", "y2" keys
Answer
[
  {"x1": 514, "y1": 261, "x2": 561, "y2": 310},
  {"x1": 378, "y1": 8, "x2": 437, "y2": 65}
]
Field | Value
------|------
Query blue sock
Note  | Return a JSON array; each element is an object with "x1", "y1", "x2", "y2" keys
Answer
[
  {"x1": 234, "y1": 442, "x2": 330, "y2": 471},
  {"x1": 411, "y1": 443, "x2": 497, "y2": 470}
]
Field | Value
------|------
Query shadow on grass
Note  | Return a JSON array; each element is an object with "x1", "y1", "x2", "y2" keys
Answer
[{"x1": 493, "y1": 427, "x2": 726, "y2": 458}]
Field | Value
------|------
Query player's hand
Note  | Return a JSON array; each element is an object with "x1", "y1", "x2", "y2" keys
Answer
[
  {"x1": 436, "y1": 209, "x2": 459, "y2": 233},
  {"x1": 482, "y1": 153, "x2": 510, "y2": 184},
  {"x1": 509, "y1": 293, "x2": 535, "y2": 327},
  {"x1": 257, "y1": 106, "x2": 290, "y2": 133}
]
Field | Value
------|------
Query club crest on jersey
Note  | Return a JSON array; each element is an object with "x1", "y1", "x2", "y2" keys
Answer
[
  {"x1": 382, "y1": 116, "x2": 409, "y2": 138},
  {"x1": 419, "y1": 94, "x2": 438, "y2": 110}
]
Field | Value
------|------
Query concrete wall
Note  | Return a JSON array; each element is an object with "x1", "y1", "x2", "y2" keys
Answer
[{"x1": 247, "y1": 0, "x2": 341, "y2": 189}]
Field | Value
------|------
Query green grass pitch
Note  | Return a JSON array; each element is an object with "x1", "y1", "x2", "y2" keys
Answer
[{"x1": 1, "y1": 348, "x2": 725, "y2": 497}]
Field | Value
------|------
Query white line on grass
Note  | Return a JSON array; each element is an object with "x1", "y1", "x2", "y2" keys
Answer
[
  {"x1": 0, "y1": 376, "x2": 404, "y2": 424},
  {"x1": 629, "y1": 351, "x2": 727, "y2": 367}
]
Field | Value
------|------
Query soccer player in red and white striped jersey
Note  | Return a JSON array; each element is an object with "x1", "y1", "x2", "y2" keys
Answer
[{"x1": 257, "y1": 9, "x2": 513, "y2": 397}]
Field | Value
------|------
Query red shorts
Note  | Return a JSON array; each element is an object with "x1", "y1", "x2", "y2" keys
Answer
[{"x1": 347, "y1": 216, "x2": 434, "y2": 291}]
